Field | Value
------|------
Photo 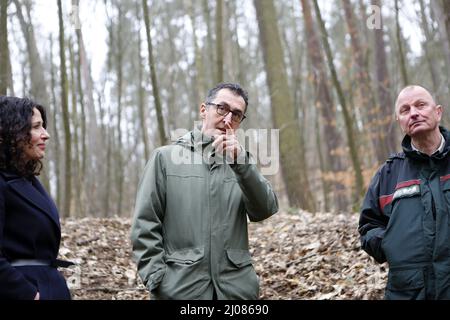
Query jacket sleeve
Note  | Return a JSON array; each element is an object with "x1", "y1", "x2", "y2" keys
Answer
[
  {"x1": 130, "y1": 150, "x2": 167, "y2": 292},
  {"x1": 230, "y1": 151, "x2": 279, "y2": 222},
  {"x1": 0, "y1": 177, "x2": 38, "y2": 300},
  {"x1": 359, "y1": 168, "x2": 389, "y2": 264}
]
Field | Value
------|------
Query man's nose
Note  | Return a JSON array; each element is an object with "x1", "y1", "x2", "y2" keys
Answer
[
  {"x1": 223, "y1": 112, "x2": 233, "y2": 125},
  {"x1": 410, "y1": 106, "x2": 419, "y2": 117}
]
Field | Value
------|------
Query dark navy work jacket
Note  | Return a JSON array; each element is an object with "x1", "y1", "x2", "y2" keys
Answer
[
  {"x1": 359, "y1": 127, "x2": 450, "y2": 299},
  {"x1": 0, "y1": 171, "x2": 70, "y2": 300}
]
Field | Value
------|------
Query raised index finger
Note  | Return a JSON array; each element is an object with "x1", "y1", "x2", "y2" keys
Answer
[{"x1": 225, "y1": 122, "x2": 234, "y2": 136}]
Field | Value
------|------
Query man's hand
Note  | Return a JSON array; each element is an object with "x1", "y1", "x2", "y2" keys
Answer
[
  {"x1": 212, "y1": 123, "x2": 243, "y2": 162},
  {"x1": 34, "y1": 292, "x2": 40, "y2": 300}
]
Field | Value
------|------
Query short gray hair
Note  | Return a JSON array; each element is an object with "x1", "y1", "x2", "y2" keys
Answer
[{"x1": 205, "y1": 83, "x2": 249, "y2": 110}]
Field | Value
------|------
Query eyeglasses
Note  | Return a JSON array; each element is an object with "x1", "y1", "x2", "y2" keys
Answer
[{"x1": 206, "y1": 102, "x2": 247, "y2": 123}]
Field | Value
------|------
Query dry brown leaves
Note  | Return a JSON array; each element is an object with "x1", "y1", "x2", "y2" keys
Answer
[
  {"x1": 58, "y1": 210, "x2": 387, "y2": 300},
  {"x1": 249, "y1": 210, "x2": 387, "y2": 300},
  {"x1": 59, "y1": 218, "x2": 148, "y2": 300}
]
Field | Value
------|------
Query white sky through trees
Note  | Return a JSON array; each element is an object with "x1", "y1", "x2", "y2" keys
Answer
[{"x1": 9, "y1": 0, "x2": 423, "y2": 97}]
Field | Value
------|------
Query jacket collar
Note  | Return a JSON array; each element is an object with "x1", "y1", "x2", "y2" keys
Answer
[
  {"x1": 175, "y1": 127, "x2": 218, "y2": 167},
  {"x1": 1, "y1": 171, "x2": 60, "y2": 229},
  {"x1": 402, "y1": 126, "x2": 450, "y2": 161},
  {"x1": 175, "y1": 126, "x2": 214, "y2": 150}
]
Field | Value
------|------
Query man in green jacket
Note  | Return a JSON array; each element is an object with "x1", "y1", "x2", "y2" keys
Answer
[
  {"x1": 359, "y1": 85, "x2": 450, "y2": 299},
  {"x1": 131, "y1": 83, "x2": 279, "y2": 300}
]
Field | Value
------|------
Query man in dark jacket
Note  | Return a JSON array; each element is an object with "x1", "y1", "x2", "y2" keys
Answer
[{"x1": 359, "y1": 85, "x2": 450, "y2": 300}]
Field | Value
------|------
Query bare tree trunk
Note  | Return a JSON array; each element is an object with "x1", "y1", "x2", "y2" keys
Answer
[
  {"x1": 115, "y1": 3, "x2": 124, "y2": 217},
  {"x1": 315, "y1": 109, "x2": 330, "y2": 212},
  {"x1": 215, "y1": 0, "x2": 223, "y2": 84},
  {"x1": 300, "y1": 0, "x2": 347, "y2": 211},
  {"x1": 188, "y1": 0, "x2": 206, "y2": 121},
  {"x1": 163, "y1": 8, "x2": 178, "y2": 133},
  {"x1": 312, "y1": 0, "x2": 364, "y2": 204},
  {"x1": 103, "y1": 16, "x2": 114, "y2": 218},
  {"x1": 342, "y1": 0, "x2": 382, "y2": 164},
  {"x1": 142, "y1": 0, "x2": 168, "y2": 146},
  {"x1": 441, "y1": 0, "x2": 450, "y2": 45},
  {"x1": 278, "y1": 1, "x2": 312, "y2": 210},
  {"x1": 136, "y1": 8, "x2": 150, "y2": 161},
  {"x1": 0, "y1": 0, "x2": 9, "y2": 95},
  {"x1": 431, "y1": 0, "x2": 450, "y2": 100},
  {"x1": 395, "y1": 0, "x2": 409, "y2": 86},
  {"x1": 68, "y1": 37, "x2": 81, "y2": 218},
  {"x1": 75, "y1": 5, "x2": 99, "y2": 215},
  {"x1": 57, "y1": 0, "x2": 72, "y2": 218},
  {"x1": 3, "y1": 6, "x2": 13, "y2": 95},
  {"x1": 373, "y1": 0, "x2": 397, "y2": 155},
  {"x1": 13, "y1": 0, "x2": 49, "y2": 107},
  {"x1": 228, "y1": 0, "x2": 245, "y2": 86},
  {"x1": 20, "y1": 54, "x2": 27, "y2": 96},
  {"x1": 254, "y1": 0, "x2": 316, "y2": 212},
  {"x1": 75, "y1": 8, "x2": 97, "y2": 144},
  {"x1": 49, "y1": 34, "x2": 62, "y2": 210},
  {"x1": 72, "y1": 0, "x2": 86, "y2": 180},
  {"x1": 418, "y1": 0, "x2": 441, "y2": 100},
  {"x1": 201, "y1": 0, "x2": 214, "y2": 89},
  {"x1": 358, "y1": 0, "x2": 370, "y2": 40},
  {"x1": 75, "y1": 34, "x2": 87, "y2": 216},
  {"x1": 6, "y1": 32, "x2": 13, "y2": 95},
  {"x1": 96, "y1": 90, "x2": 111, "y2": 218},
  {"x1": 105, "y1": 127, "x2": 112, "y2": 217}
]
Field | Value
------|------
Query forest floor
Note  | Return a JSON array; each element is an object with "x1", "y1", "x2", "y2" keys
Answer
[{"x1": 58, "y1": 210, "x2": 387, "y2": 300}]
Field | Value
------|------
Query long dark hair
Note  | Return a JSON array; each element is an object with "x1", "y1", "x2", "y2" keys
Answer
[{"x1": 0, "y1": 96, "x2": 47, "y2": 177}]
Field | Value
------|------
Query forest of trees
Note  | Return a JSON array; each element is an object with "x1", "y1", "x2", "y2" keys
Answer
[{"x1": 0, "y1": 0, "x2": 449, "y2": 217}]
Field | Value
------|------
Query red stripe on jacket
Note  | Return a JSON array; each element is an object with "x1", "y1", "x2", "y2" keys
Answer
[
  {"x1": 379, "y1": 179, "x2": 421, "y2": 212},
  {"x1": 379, "y1": 194, "x2": 394, "y2": 212},
  {"x1": 395, "y1": 179, "x2": 421, "y2": 190}
]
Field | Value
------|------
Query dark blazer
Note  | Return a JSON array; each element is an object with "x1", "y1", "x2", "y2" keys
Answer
[{"x1": 0, "y1": 171, "x2": 70, "y2": 300}]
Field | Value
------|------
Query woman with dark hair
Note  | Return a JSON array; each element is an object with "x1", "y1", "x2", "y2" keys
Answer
[{"x1": 0, "y1": 96, "x2": 71, "y2": 300}]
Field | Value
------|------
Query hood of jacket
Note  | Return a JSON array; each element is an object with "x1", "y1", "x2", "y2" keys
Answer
[{"x1": 174, "y1": 127, "x2": 219, "y2": 165}]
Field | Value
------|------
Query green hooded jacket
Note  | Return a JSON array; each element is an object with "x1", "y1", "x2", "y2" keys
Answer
[{"x1": 130, "y1": 128, "x2": 279, "y2": 300}]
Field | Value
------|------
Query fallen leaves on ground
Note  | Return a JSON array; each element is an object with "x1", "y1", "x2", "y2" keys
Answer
[
  {"x1": 58, "y1": 210, "x2": 387, "y2": 300},
  {"x1": 249, "y1": 210, "x2": 387, "y2": 300}
]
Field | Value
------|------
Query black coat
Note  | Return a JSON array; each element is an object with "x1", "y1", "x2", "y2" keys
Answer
[
  {"x1": 0, "y1": 171, "x2": 70, "y2": 300},
  {"x1": 359, "y1": 127, "x2": 450, "y2": 299}
]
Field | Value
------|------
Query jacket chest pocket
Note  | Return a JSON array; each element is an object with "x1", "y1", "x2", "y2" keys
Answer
[
  {"x1": 389, "y1": 184, "x2": 422, "y2": 223},
  {"x1": 164, "y1": 174, "x2": 206, "y2": 244},
  {"x1": 442, "y1": 178, "x2": 450, "y2": 213},
  {"x1": 386, "y1": 188, "x2": 423, "y2": 233},
  {"x1": 382, "y1": 184, "x2": 427, "y2": 264}
]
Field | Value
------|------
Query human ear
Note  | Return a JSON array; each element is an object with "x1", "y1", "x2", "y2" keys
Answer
[
  {"x1": 200, "y1": 103, "x2": 207, "y2": 119},
  {"x1": 436, "y1": 104, "x2": 443, "y2": 121}
]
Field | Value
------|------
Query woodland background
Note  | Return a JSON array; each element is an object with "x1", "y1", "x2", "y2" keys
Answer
[
  {"x1": 1, "y1": 0, "x2": 449, "y2": 215},
  {"x1": 0, "y1": 0, "x2": 449, "y2": 299}
]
